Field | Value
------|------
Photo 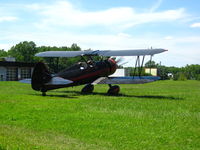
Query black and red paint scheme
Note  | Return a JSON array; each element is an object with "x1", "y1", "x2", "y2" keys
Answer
[{"x1": 31, "y1": 58, "x2": 119, "y2": 96}]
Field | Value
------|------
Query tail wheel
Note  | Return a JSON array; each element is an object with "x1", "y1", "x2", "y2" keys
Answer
[
  {"x1": 107, "y1": 85, "x2": 120, "y2": 95},
  {"x1": 41, "y1": 88, "x2": 47, "y2": 96},
  {"x1": 42, "y1": 92, "x2": 46, "y2": 96},
  {"x1": 81, "y1": 84, "x2": 94, "y2": 94}
]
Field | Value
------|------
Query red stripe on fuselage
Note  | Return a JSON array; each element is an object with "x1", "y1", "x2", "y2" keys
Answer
[{"x1": 70, "y1": 68, "x2": 110, "y2": 82}]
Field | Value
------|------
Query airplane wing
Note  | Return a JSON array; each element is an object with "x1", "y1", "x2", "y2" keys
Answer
[
  {"x1": 35, "y1": 48, "x2": 167, "y2": 57},
  {"x1": 20, "y1": 77, "x2": 73, "y2": 85},
  {"x1": 20, "y1": 78, "x2": 32, "y2": 84},
  {"x1": 95, "y1": 76, "x2": 161, "y2": 84}
]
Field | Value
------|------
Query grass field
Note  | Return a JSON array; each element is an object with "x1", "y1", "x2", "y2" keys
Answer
[{"x1": 0, "y1": 80, "x2": 199, "y2": 150}]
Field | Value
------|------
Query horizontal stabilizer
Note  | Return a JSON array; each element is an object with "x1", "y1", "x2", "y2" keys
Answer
[
  {"x1": 45, "y1": 77, "x2": 73, "y2": 85},
  {"x1": 97, "y1": 76, "x2": 160, "y2": 84},
  {"x1": 19, "y1": 79, "x2": 32, "y2": 84}
]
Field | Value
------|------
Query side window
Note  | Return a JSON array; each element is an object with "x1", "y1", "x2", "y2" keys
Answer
[{"x1": 79, "y1": 62, "x2": 87, "y2": 70}]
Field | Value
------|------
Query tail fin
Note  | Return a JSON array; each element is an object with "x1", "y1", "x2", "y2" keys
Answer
[{"x1": 31, "y1": 62, "x2": 52, "y2": 91}]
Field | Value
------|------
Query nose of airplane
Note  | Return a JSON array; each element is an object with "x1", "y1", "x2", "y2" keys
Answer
[{"x1": 108, "y1": 58, "x2": 117, "y2": 74}]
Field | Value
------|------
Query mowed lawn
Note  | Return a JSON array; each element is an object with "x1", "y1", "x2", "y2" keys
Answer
[{"x1": 0, "y1": 80, "x2": 199, "y2": 150}]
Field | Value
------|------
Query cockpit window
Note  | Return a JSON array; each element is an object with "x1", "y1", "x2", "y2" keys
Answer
[
  {"x1": 80, "y1": 66, "x2": 84, "y2": 70},
  {"x1": 79, "y1": 62, "x2": 87, "y2": 70}
]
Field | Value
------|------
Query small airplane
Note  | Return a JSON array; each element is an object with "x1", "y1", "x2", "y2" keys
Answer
[{"x1": 21, "y1": 49, "x2": 167, "y2": 96}]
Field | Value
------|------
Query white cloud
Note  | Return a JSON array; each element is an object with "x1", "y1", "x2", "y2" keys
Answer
[
  {"x1": 25, "y1": 3, "x2": 42, "y2": 10},
  {"x1": 0, "y1": 43, "x2": 13, "y2": 50},
  {"x1": 164, "y1": 36, "x2": 173, "y2": 40},
  {"x1": 0, "y1": 0, "x2": 198, "y2": 67},
  {"x1": 32, "y1": 1, "x2": 186, "y2": 29},
  {"x1": 0, "y1": 16, "x2": 17, "y2": 22},
  {"x1": 117, "y1": 33, "x2": 132, "y2": 38},
  {"x1": 150, "y1": 0, "x2": 163, "y2": 12},
  {"x1": 190, "y1": 22, "x2": 200, "y2": 28}
]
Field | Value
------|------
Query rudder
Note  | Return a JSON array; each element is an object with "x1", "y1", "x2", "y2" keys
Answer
[{"x1": 31, "y1": 62, "x2": 51, "y2": 91}]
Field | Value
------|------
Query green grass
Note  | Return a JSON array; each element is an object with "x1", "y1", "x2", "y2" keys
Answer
[{"x1": 0, "y1": 80, "x2": 200, "y2": 150}]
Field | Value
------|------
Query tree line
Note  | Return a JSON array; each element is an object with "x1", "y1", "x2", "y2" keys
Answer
[
  {"x1": 0, "y1": 41, "x2": 200, "y2": 80},
  {"x1": 0, "y1": 41, "x2": 82, "y2": 72},
  {"x1": 144, "y1": 60, "x2": 200, "y2": 81}
]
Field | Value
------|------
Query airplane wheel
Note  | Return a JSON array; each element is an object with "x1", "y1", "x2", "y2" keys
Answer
[
  {"x1": 107, "y1": 85, "x2": 120, "y2": 95},
  {"x1": 81, "y1": 84, "x2": 94, "y2": 94}
]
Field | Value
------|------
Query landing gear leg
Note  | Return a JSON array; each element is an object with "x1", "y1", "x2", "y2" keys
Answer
[
  {"x1": 42, "y1": 92, "x2": 46, "y2": 96},
  {"x1": 81, "y1": 84, "x2": 94, "y2": 94},
  {"x1": 107, "y1": 84, "x2": 120, "y2": 95}
]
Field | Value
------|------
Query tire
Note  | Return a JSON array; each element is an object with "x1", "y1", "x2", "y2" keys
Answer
[
  {"x1": 107, "y1": 85, "x2": 120, "y2": 95},
  {"x1": 81, "y1": 84, "x2": 94, "y2": 94}
]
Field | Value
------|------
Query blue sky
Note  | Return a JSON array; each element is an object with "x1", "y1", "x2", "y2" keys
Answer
[{"x1": 0, "y1": 0, "x2": 200, "y2": 67}]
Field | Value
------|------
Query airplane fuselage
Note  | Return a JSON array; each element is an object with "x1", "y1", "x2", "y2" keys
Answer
[{"x1": 31, "y1": 58, "x2": 117, "y2": 92}]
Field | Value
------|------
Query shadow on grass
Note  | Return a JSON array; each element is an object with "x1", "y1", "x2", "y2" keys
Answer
[
  {"x1": 132, "y1": 95, "x2": 183, "y2": 100},
  {"x1": 50, "y1": 90, "x2": 183, "y2": 100},
  {"x1": 30, "y1": 93, "x2": 77, "y2": 99}
]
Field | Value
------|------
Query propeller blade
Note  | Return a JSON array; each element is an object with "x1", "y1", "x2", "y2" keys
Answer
[
  {"x1": 118, "y1": 61, "x2": 129, "y2": 66},
  {"x1": 115, "y1": 57, "x2": 124, "y2": 64}
]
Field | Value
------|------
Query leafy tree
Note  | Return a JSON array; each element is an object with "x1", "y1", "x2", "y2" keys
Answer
[
  {"x1": 174, "y1": 72, "x2": 187, "y2": 81},
  {"x1": 178, "y1": 73, "x2": 187, "y2": 81},
  {"x1": 0, "y1": 49, "x2": 8, "y2": 57},
  {"x1": 196, "y1": 74, "x2": 200, "y2": 81},
  {"x1": 8, "y1": 41, "x2": 37, "y2": 62},
  {"x1": 36, "y1": 43, "x2": 82, "y2": 73},
  {"x1": 145, "y1": 60, "x2": 158, "y2": 68},
  {"x1": 70, "y1": 43, "x2": 81, "y2": 51},
  {"x1": 157, "y1": 65, "x2": 169, "y2": 80},
  {"x1": 184, "y1": 64, "x2": 200, "y2": 80}
]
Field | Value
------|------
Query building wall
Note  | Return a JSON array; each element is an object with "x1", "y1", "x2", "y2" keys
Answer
[
  {"x1": 0, "y1": 67, "x2": 6, "y2": 81},
  {"x1": 18, "y1": 67, "x2": 33, "y2": 80},
  {"x1": 145, "y1": 68, "x2": 157, "y2": 76},
  {"x1": 0, "y1": 66, "x2": 34, "y2": 81},
  {"x1": 109, "y1": 69, "x2": 125, "y2": 77},
  {"x1": 6, "y1": 67, "x2": 18, "y2": 81},
  {"x1": 0, "y1": 60, "x2": 35, "y2": 81}
]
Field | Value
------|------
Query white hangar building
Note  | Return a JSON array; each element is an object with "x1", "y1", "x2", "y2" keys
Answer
[{"x1": 0, "y1": 57, "x2": 35, "y2": 81}]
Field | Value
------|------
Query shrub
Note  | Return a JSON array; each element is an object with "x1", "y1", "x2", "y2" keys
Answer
[
  {"x1": 196, "y1": 74, "x2": 200, "y2": 81},
  {"x1": 178, "y1": 73, "x2": 187, "y2": 81},
  {"x1": 173, "y1": 72, "x2": 187, "y2": 81}
]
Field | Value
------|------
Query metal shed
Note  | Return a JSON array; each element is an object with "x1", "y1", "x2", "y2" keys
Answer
[{"x1": 0, "y1": 61, "x2": 35, "y2": 81}]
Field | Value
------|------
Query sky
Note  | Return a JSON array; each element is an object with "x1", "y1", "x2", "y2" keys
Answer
[{"x1": 0, "y1": 0, "x2": 200, "y2": 67}]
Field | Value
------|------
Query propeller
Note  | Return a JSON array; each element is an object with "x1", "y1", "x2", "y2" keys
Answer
[{"x1": 113, "y1": 56, "x2": 129, "y2": 67}]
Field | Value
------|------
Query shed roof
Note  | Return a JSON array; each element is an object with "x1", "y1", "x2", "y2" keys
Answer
[{"x1": 0, "y1": 61, "x2": 35, "y2": 67}]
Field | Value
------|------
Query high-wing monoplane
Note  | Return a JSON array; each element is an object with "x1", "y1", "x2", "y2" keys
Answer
[{"x1": 21, "y1": 49, "x2": 167, "y2": 96}]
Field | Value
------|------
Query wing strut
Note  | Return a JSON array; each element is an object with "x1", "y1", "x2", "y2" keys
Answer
[
  {"x1": 133, "y1": 56, "x2": 139, "y2": 78},
  {"x1": 133, "y1": 55, "x2": 146, "y2": 78},
  {"x1": 149, "y1": 55, "x2": 153, "y2": 75},
  {"x1": 139, "y1": 56, "x2": 145, "y2": 77},
  {"x1": 56, "y1": 57, "x2": 59, "y2": 72}
]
